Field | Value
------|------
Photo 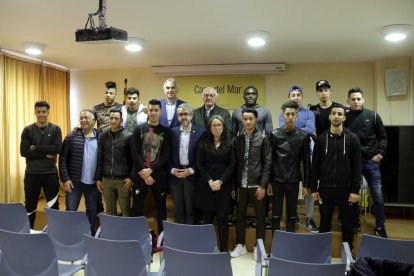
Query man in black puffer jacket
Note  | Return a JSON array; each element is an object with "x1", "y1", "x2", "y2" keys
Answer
[{"x1": 59, "y1": 109, "x2": 100, "y2": 234}]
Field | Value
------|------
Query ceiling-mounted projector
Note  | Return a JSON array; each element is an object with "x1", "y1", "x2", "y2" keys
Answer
[
  {"x1": 75, "y1": 27, "x2": 127, "y2": 43},
  {"x1": 75, "y1": 0, "x2": 127, "y2": 43}
]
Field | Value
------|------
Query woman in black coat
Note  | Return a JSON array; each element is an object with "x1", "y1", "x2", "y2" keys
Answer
[{"x1": 194, "y1": 115, "x2": 235, "y2": 252}]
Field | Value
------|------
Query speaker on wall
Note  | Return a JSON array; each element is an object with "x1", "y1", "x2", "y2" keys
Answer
[{"x1": 385, "y1": 68, "x2": 408, "y2": 96}]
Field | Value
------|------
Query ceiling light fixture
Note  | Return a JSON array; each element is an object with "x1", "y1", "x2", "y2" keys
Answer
[
  {"x1": 246, "y1": 30, "x2": 269, "y2": 48},
  {"x1": 382, "y1": 24, "x2": 412, "y2": 42},
  {"x1": 23, "y1": 42, "x2": 45, "y2": 55},
  {"x1": 125, "y1": 37, "x2": 145, "y2": 52}
]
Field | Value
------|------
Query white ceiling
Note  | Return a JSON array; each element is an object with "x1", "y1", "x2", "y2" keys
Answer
[{"x1": 1, "y1": 0, "x2": 413, "y2": 70}]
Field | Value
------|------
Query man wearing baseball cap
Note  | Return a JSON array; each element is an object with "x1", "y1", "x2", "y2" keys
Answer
[{"x1": 310, "y1": 80, "x2": 343, "y2": 136}]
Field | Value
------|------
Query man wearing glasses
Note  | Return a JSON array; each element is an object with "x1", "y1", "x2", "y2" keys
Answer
[
  {"x1": 192, "y1": 87, "x2": 232, "y2": 136},
  {"x1": 168, "y1": 103, "x2": 205, "y2": 224}
]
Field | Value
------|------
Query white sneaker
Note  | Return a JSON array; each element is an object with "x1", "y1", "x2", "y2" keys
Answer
[{"x1": 230, "y1": 244, "x2": 247, "y2": 258}]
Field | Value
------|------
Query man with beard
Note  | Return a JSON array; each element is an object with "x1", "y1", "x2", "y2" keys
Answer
[
  {"x1": 121, "y1": 87, "x2": 148, "y2": 133},
  {"x1": 92, "y1": 81, "x2": 123, "y2": 133},
  {"x1": 168, "y1": 103, "x2": 205, "y2": 224},
  {"x1": 310, "y1": 106, "x2": 361, "y2": 250}
]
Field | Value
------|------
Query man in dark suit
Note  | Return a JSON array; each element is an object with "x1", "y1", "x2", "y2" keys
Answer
[
  {"x1": 192, "y1": 87, "x2": 232, "y2": 137},
  {"x1": 169, "y1": 103, "x2": 205, "y2": 224},
  {"x1": 159, "y1": 78, "x2": 185, "y2": 128}
]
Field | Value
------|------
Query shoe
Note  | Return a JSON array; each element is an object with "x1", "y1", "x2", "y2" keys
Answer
[
  {"x1": 296, "y1": 215, "x2": 300, "y2": 224},
  {"x1": 230, "y1": 244, "x2": 247, "y2": 258},
  {"x1": 306, "y1": 219, "x2": 319, "y2": 233},
  {"x1": 374, "y1": 227, "x2": 388, "y2": 238},
  {"x1": 253, "y1": 246, "x2": 257, "y2": 262},
  {"x1": 265, "y1": 218, "x2": 272, "y2": 229}
]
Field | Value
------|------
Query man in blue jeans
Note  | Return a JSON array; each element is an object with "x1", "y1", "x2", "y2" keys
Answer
[
  {"x1": 59, "y1": 109, "x2": 100, "y2": 234},
  {"x1": 345, "y1": 87, "x2": 388, "y2": 238}
]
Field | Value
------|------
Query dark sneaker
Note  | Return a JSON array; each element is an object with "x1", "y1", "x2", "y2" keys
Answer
[
  {"x1": 306, "y1": 219, "x2": 319, "y2": 233},
  {"x1": 374, "y1": 227, "x2": 388, "y2": 238}
]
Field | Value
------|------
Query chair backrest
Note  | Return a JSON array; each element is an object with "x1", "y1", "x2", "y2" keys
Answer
[
  {"x1": 268, "y1": 256, "x2": 346, "y2": 276},
  {"x1": 0, "y1": 229, "x2": 59, "y2": 275},
  {"x1": 162, "y1": 246, "x2": 232, "y2": 276},
  {"x1": 0, "y1": 203, "x2": 30, "y2": 233},
  {"x1": 45, "y1": 208, "x2": 90, "y2": 262},
  {"x1": 357, "y1": 234, "x2": 414, "y2": 263},
  {"x1": 84, "y1": 235, "x2": 148, "y2": 276},
  {"x1": 98, "y1": 214, "x2": 152, "y2": 265},
  {"x1": 271, "y1": 230, "x2": 332, "y2": 263},
  {"x1": 162, "y1": 221, "x2": 218, "y2": 253}
]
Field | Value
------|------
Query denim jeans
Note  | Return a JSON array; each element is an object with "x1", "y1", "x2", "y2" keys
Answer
[
  {"x1": 65, "y1": 182, "x2": 99, "y2": 231},
  {"x1": 362, "y1": 159, "x2": 386, "y2": 228}
]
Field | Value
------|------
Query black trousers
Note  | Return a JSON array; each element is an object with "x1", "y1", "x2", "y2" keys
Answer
[
  {"x1": 271, "y1": 182, "x2": 299, "y2": 233},
  {"x1": 318, "y1": 187, "x2": 354, "y2": 248},
  {"x1": 24, "y1": 173, "x2": 60, "y2": 229},
  {"x1": 235, "y1": 187, "x2": 266, "y2": 244},
  {"x1": 131, "y1": 170, "x2": 167, "y2": 234},
  {"x1": 170, "y1": 178, "x2": 194, "y2": 224}
]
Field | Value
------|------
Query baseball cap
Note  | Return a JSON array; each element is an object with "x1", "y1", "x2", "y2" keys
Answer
[
  {"x1": 288, "y1": 85, "x2": 303, "y2": 96},
  {"x1": 315, "y1": 80, "x2": 331, "y2": 90}
]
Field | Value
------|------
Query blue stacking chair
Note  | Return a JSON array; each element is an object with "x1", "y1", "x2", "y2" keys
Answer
[
  {"x1": 342, "y1": 234, "x2": 414, "y2": 272},
  {"x1": 45, "y1": 208, "x2": 90, "y2": 264},
  {"x1": 268, "y1": 256, "x2": 346, "y2": 276},
  {"x1": 256, "y1": 230, "x2": 332, "y2": 276},
  {"x1": 84, "y1": 235, "x2": 157, "y2": 276},
  {"x1": 0, "y1": 229, "x2": 83, "y2": 276},
  {"x1": 159, "y1": 245, "x2": 232, "y2": 276},
  {"x1": 96, "y1": 214, "x2": 152, "y2": 267}
]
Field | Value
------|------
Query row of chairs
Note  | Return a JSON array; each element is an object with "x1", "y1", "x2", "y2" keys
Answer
[
  {"x1": 2, "y1": 203, "x2": 414, "y2": 276},
  {"x1": 256, "y1": 230, "x2": 414, "y2": 276},
  {"x1": 0, "y1": 203, "x2": 231, "y2": 275}
]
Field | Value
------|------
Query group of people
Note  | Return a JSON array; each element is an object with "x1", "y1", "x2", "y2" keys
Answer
[{"x1": 20, "y1": 77, "x2": 388, "y2": 257}]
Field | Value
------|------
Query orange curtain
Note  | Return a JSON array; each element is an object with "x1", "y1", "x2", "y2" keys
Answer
[{"x1": 0, "y1": 54, "x2": 70, "y2": 203}]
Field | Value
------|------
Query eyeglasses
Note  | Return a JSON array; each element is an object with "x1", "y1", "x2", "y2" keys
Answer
[
  {"x1": 178, "y1": 112, "x2": 190, "y2": 117},
  {"x1": 203, "y1": 94, "x2": 216, "y2": 98}
]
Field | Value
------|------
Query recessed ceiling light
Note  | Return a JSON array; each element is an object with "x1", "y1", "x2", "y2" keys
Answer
[
  {"x1": 382, "y1": 24, "x2": 412, "y2": 42},
  {"x1": 246, "y1": 30, "x2": 269, "y2": 48},
  {"x1": 23, "y1": 42, "x2": 45, "y2": 55},
  {"x1": 125, "y1": 37, "x2": 145, "y2": 52}
]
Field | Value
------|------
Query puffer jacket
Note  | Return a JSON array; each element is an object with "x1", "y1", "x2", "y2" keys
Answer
[{"x1": 59, "y1": 128, "x2": 100, "y2": 184}]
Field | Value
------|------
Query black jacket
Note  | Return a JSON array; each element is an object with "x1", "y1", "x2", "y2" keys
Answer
[
  {"x1": 192, "y1": 105, "x2": 232, "y2": 137},
  {"x1": 345, "y1": 107, "x2": 387, "y2": 159},
  {"x1": 310, "y1": 129, "x2": 361, "y2": 194},
  {"x1": 235, "y1": 129, "x2": 271, "y2": 189},
  {"x1": 59, "y1": 128, "x2": 100, "y2": 183},
  {"x1": 270, "y1": 127, "x2": 310, "y2": 186},
  {"x1": 96, "y1": 128, "x2": 132, "y2": 180}
]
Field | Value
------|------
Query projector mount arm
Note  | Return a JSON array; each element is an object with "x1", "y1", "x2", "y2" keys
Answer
[{"x1": 83, "y1": 0, "x2": 107, "y2": 31}]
